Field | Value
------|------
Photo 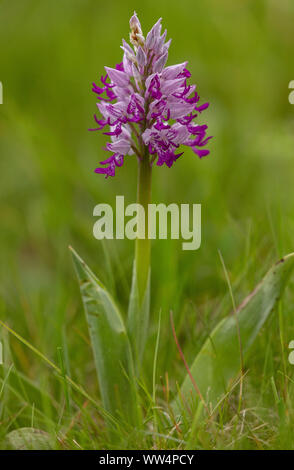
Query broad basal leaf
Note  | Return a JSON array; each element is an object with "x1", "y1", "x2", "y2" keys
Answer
[
  {"x1": 174, "y1": 253, "x2": 294, "y2": 414},
  {"x1": 70, "y1": 247, "x2": 140, "y2": 426},
  {"x1": 4, "y1": 428, "x2": 52, "y2": 450}
]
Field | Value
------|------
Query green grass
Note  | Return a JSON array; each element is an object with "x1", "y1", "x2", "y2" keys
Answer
[{"x1": 1, "y1": 0, "x2": 294, "y2": 449}]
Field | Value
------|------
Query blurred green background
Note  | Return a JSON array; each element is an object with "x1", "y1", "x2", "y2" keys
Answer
[{"x1": 0, "y1": 0, "x2": 294, "y2": 427}]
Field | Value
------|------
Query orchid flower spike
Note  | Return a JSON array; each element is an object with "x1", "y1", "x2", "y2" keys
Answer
[{"x1": 90, "y1": 12, "x2": 212, "y2": 177}]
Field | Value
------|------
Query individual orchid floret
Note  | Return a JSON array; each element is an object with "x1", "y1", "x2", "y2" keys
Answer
[{"x1": 90, "y1": 12, "x2": 212, "y2": 177}]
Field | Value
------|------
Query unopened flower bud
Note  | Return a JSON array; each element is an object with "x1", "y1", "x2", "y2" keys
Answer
[{"x1": 129, "y1": 12, "x2": 145, "y2": 48}]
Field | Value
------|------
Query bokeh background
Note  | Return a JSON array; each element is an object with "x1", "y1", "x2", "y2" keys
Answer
[{"x1": 0, "y1": 0, "x2": 294, "y2": 440}]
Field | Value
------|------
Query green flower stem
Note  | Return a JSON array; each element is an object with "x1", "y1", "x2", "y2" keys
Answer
[
  {"x1": 127, "y1": 149, "x2": 152, "y2": 368},
  {"x1": 135, "y1": 151, "x2": 152, "y2": 301}
]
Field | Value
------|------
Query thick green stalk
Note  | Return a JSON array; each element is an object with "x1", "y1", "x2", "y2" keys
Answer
[
  {"x1": 135, "y1": 152, "x2": 152, "y2": 301},
  {"x1": 127, "y1": 151, "x2": 152, "y2": 367}
]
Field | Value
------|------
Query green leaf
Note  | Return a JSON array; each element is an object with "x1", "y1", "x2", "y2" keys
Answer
[
  {"x1": 174, "y1": 253, "x2": 294, "y2": 414},
  {"x1": 4, "y1": 428, "x2": 52, "y2": 450},
  {"x1": 70, "y1": 247, "x2": 140, "y2": 426},
  {"x1": 127, "y1": 262, "x2": 150, "y2": 368}
]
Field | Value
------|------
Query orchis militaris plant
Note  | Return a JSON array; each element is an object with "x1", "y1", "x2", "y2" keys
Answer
[
  {"x1": 70, "y1": 13, "x2": 294, "y2": 434},
  {"x1": 89, "y1": 12, "x2": 211, "y2": 364}
]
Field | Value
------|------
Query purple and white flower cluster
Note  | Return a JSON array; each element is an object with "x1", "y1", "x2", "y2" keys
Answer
[{"x1": 90, "y1": 13, "x2": 212, "y2": 177}]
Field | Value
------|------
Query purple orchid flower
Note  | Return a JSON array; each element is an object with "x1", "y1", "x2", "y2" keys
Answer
[{"x1": 90, "y1": 12, "x2": 212, "y2": 177}]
